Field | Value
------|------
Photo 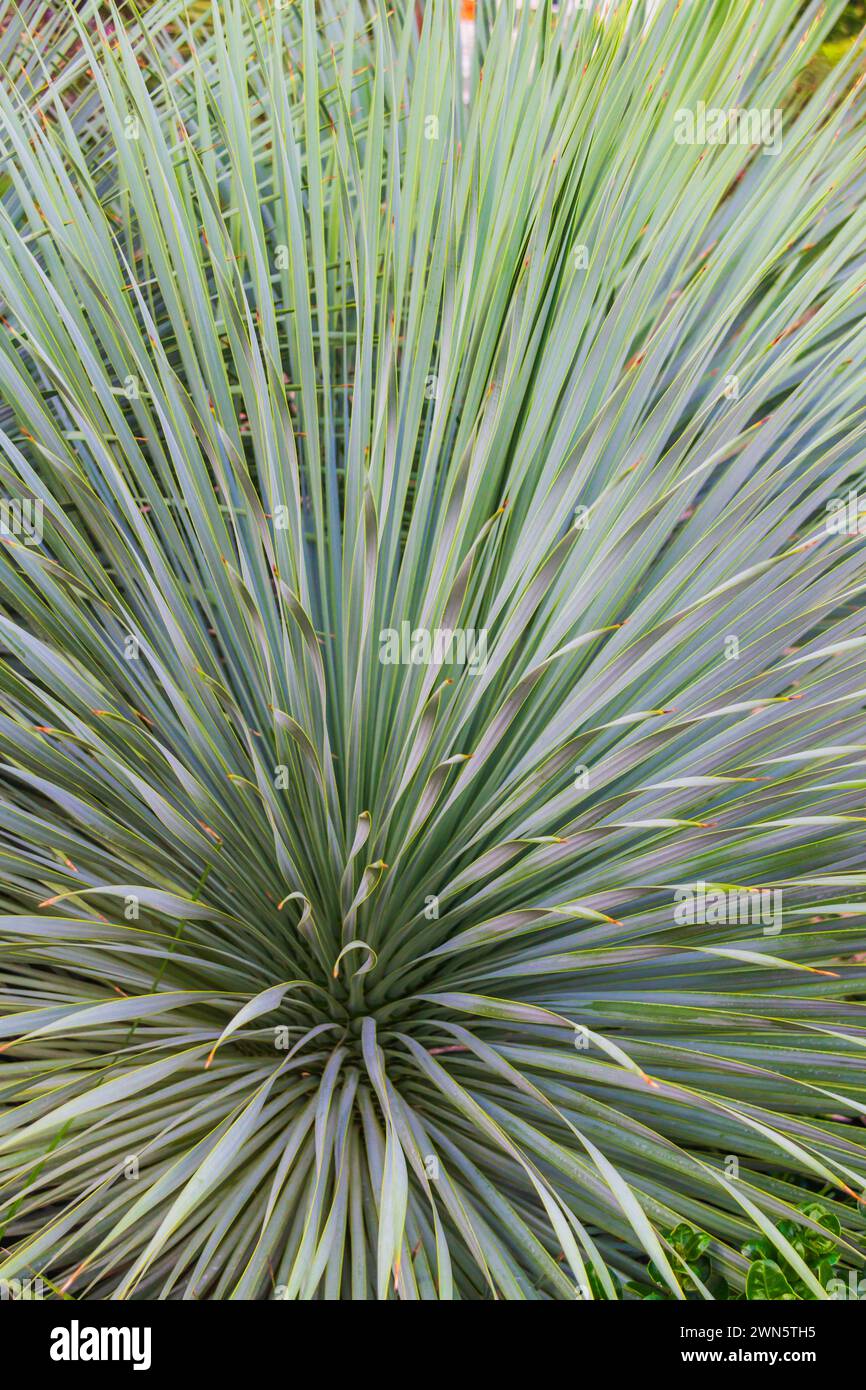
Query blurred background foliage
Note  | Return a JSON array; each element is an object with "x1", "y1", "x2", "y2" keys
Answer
[{"x1": 796, "y1": 0, "x2": 865, "y2": 96}]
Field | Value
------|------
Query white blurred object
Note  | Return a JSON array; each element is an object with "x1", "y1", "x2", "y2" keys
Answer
[{"x1": 461, "y1": 17, "x2": 474, "y2": 92}]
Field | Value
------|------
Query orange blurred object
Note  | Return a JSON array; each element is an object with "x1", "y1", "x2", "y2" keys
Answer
[{"x1": 461, "y1": 0, "x2": 476, "y2": 17}]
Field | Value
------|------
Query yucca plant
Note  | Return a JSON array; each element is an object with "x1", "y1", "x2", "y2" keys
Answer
[{"x1": 1, "y1": 0, "x2": 866, "y2": 1301}]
